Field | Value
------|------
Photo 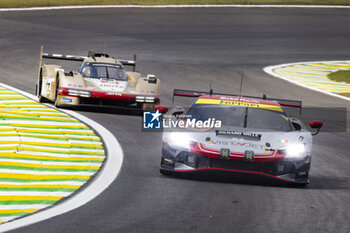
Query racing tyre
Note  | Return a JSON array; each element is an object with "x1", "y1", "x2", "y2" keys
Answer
[
  {"x1": 289, "y1": 182, "x2": 309, "y2": 188},
  {"x1": 140, "y1": 103, "x2": 156, "y2": 112},
  {"x1": 159, "y1": 169, "x2": 174, "y2": 176},
  {"x1": 54, "y1": 75, "x2": 60, "y2": 107},
  {"x1": 37, "y1": 70, "x2": 48, "y2": 103}
]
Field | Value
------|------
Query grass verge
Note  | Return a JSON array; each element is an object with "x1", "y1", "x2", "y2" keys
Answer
[
  {"x1": 328, "y1": 70, "x2": 350, "y2": 84},
  {"x1": 0, "y1": 0, "x2": 350, "y2": 8},
  {"x1": 328, "y1": 70, "x2": 350, "y2": 97}
]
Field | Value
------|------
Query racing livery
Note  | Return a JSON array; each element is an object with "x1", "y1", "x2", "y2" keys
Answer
[
  {"x1": 160, "y1": 89, "x2": 323, "y2": 185},
  {"x1": 36, "y1": 46, "x2": 160, "y2": 111}
]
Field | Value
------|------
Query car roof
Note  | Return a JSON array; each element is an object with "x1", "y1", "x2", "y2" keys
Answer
[{"x1": 85, "y1": 56, "x2": 121, "y2": 65}]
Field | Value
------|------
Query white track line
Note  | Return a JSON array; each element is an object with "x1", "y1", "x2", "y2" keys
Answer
[
  {"x1": 0, "y1": 83, "x2": 124, "y2": 232},
  {"x1": 264, "y1": 61, "x2": 350, "y2": 102},
  {"x1": 0, "y1": 5, "x2": 350, "y2": 12}
]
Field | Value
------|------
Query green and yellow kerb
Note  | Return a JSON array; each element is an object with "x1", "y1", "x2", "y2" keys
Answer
[
  {"x1": 273, "y1": 62, "x2": 350, "y2": 98},
  {"x1": 0, "y1": 86, "x2": 106, "y2": 224}
]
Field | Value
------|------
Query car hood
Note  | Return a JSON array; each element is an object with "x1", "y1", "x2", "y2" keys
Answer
[{"x1": 85, "y1": 78, "x2": 129, "y2": 93}]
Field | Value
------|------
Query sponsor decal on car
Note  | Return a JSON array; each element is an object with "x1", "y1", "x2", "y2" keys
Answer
[
  {"x1": 216, "y1": 130, "x2": 262, "y2": 140},
  {"x1": 195, "y1": 98, "x2": 283, "y2": 112},
  {"x1": 219, "y1": 96, "x2": 261, "y2": 103},
  {"x1": 62, "y1": 97, "x2": 72, "y2": 103},
  {"x1": 68, "y1": 84, "x2": 83, "y2": 88},
  {"x1": 91, "y1": 80, "x2": 126, "y2": 92},
  {"x1": 106, "y1": 92, "x2": 122, "y2": 96},
  {"x1": 100, "y1": 80, "x2": 119, "y2": 84},
  {"x1": 141, "y1": 90, "x2": 155, "y2": 94},
  {"x1": 207, "y1": 139, "x2": 266, "y2": 149}
]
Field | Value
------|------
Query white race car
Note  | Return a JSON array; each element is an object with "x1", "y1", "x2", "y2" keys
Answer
[{"x1": 36, "y1": 46, "x2": 160, "y2": 111}]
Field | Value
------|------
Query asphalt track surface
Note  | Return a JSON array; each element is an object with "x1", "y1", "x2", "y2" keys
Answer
[{"x1": 0, "y1": 7, "x2": 349, "y2": 233}]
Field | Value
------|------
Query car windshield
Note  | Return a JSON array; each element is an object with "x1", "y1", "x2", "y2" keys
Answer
[
  {"x1": 185, "y1": 103, "x2": 292, "y2": 131},
  {"x1": 80, "y1": 63, "x2": 127, "y2": 81}
]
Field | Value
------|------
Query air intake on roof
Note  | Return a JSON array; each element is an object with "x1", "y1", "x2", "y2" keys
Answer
[{"x1": 88, "y1": 51, "x2": 109, "y2": 58}]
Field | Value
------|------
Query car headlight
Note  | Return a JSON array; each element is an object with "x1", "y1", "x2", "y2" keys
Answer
[
  {"x1": 279, "y1": 143, "x2": 305, "y2": 159},
  {"x1": 167, "y1": 133, "x2": 196, "y2": 149},
  {"x1": 135, "y1": 96, "x2": 156, "y2": 103},
  {"x1": 67, "y1": 89, "x2": 92, "y2": 98}
]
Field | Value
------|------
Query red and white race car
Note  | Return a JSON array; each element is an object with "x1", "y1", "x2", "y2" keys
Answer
[{"x1": 160, "y1": 89, "x2": 323, "y2": 185}]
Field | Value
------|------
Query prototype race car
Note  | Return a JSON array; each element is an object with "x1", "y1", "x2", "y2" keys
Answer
[
  {"x1": 36, "y1": 46, "x2": 160, "y2": 111},
  {"x1": 160, "y1": 89, "x2": 323, "y2": 185}
]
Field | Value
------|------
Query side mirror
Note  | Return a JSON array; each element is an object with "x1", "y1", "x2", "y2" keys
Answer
[
  {"x1": 171, "y1": 106, "x2": 185, "y2": 118},
  {"x1": 290, "y1": 117, "x2": 303, "y2": 131},
  {"x1": 292, "y1": 122, "x2": 302, "y2": 131},
  {"x1": 147, "y1": 74, "x2": 157, "y2": 84},
  {"x1": 309, "y1": 120, "x2": 323, "y2": 135},
  {"x1": 154, "y1": 105, "x2": 168, "y2": 113}
]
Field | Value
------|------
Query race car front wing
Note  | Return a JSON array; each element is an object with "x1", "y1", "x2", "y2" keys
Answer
[{"x1": 160, "y1": 143, "x2": 311, "y2": 184}]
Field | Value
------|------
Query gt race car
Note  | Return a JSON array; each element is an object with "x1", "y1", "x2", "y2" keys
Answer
[
  {"x1": 36, "y1": 46, "x2": 160, "y2": 111},
  {"x1": 160, "y1": 89, "x2": 323, "y2": 185}
]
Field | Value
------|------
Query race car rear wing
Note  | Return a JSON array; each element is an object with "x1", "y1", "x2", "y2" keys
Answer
[
  {"x1": 118, "y1": 54, "x2": 137, "y2": 68},
  {"x1": 39, "y1": 46, "x2": 137, "y2": 71},
  {"x1": 42, "y1": 53, "x2": 86, "y2": 61},
  {"x1": 172, "y1": 89, "x2": 302, "y2": 112}
]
